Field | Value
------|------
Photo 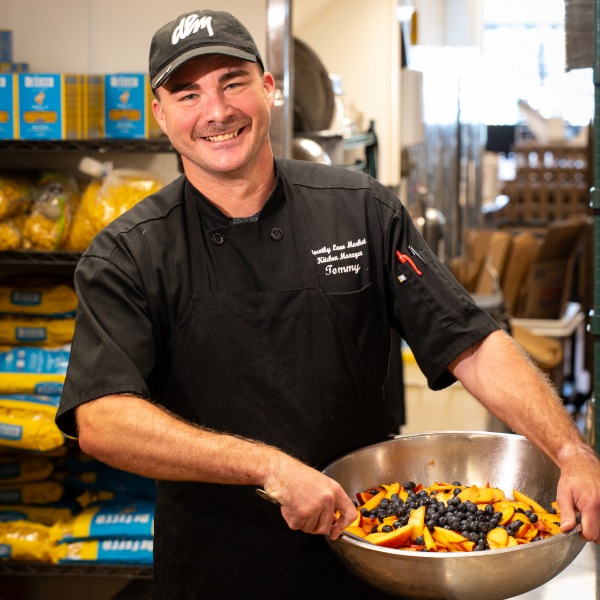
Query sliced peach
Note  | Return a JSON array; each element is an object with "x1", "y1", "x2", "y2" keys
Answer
[
  {"x1": 475, "y1": 488, "x2": 494, "y2": 504},
  {"x1": 369, "y1": 524, "x2": 413, "y2": 549},
  {"x1": 423, "y1": 526, "x2": 436, "y2": 551},
  {"x1": 487, "y1": 527, "x2": 508, "y2": 549},
  {"x1": 363, "y1": 490, "x2": 387, "y2": 511},
  {"x1": 459, "y1": 541, "x2": 476, "y2": 552},
  {"x1": 551, "y1": 502, "x2": 560, "y2": 514},
  {"x1": 498, "y1": 506, "x2": 515, "y2": 525},
  {"x1": 447, "y1": 542, "x2": 466, "y2": 552},
  {"x1": 515, "y1": 523, "x2": 532, "y2": 538},
  {"x1": 525, "y1": 528, "x2": 537, "y2": 542},
  {"x1": 430, "y1": 484, "x2": 454, "y2": 491},
  {"x1": 484, "y1": 482, "x2": 490, "y2": 489},
  {"x1": 399, "y1": 490, "x2": 408, "y2": 503},
  {"x1": 507, "y1": 536, "x2": 518, "y2": 548},
  {"x1": 356, "y1": 492, "x2": 374, "y2": 505},
  {"x1": 534, "y1": 521, "x2": 550, "y2": 532},
  {"x1": 413, "y1": 483, "x2": 423, "y2": 493},
  {"x1": 382, "y1": 516, "x2": 397, "y2": 526},
  {"x1": 361, "y1": 517, "x2": 378, "y2": 533},
  {"x1": 406, "y1": 544, "x2": 426, "y2": 551},
  {"x1": 365, "y1": 532, "x2": 388, "y2": 542},
  {"x1": 493, "y1": 501, "x2": 530, "y2": 512},
  {"x1": 513, "y1": 489, "x2": 547, "y2": 514},
  {"x1": 349, "y1": 509, "x2": 362, "y2": 528},
  {"x1": 345, "y1": 526, "x2": 367, "y2": 539},
  {"x1": 433, "y1": 527, "x2": 468, "y2": 544},
  {"x1": 383, "y1": 483, "x2": 400, "y2": 500},
  {"x1": 516, "y1": 538, "x2": 529, "y2": 545},
  {"x1": 492, "y1": 488, "x2": 506, "y2": 502},
  {"x1": 458, "y1": 485, "x2": 479, "y2": 503},
  {"x1": 408, "y1": 506, "x2": 426, "y2": 539}
]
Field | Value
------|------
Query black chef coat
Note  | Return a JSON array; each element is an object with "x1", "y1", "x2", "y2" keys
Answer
[{"x1": 56, "y1": 159, "x2": 497, "y2": 435}]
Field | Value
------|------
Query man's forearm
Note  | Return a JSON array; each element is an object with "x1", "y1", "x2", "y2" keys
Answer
[
  {"x1": 77, "y1": 395, "x2": 292, "y2": 485},
  {"x1": 76, "y1": 395, "x2": 358, "y2": 540},
  {"x1": 449, "y1": 330, "x2": 590, "y2": 466}
]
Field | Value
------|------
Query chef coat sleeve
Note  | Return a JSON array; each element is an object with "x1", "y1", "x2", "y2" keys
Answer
[
  {"x1": 386, "y1": 204, "x2": 499, "y2": 391},
  {"x1": 55, "y1": 255, "x2": 156, "y2": 438}
]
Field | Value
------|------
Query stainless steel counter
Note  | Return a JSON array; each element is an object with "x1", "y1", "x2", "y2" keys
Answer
[{"x1": 512, "y1": 542, "x2": 598, "y2": 599}]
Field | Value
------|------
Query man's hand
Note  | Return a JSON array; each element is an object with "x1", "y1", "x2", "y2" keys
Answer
[
  {"x1": 556, "y1": 445, "x2": 600, "y2": 544},
  {"x1": 263, "y1": 460, "x2": 356, "y2": 541}
]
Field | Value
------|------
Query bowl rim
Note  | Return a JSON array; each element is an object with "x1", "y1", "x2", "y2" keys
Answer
[{"x1": 323, "y1": 430, "x2": 582, "y2": 557}]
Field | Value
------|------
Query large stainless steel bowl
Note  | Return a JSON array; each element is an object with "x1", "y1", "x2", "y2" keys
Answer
[{"x1": 322, "y1": 432, "x2": 586, "y2": 600}]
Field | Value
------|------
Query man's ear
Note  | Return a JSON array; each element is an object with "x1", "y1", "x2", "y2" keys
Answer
[
  {"x1": 152, "y1": 96, "x2": 169, "y2": 136},
  {"x1": 263, "y1": 72, "x2": 276, "y2": 109}
]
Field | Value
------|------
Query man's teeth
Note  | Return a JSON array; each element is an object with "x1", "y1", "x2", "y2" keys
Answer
[{"x1": 205, "y1": 129, "x2": 241, "y2": 142}]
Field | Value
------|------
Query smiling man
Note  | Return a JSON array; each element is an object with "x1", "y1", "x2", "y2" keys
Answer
[{"x1": 56, "y1": 9, "x2": 600, "y2": 600}]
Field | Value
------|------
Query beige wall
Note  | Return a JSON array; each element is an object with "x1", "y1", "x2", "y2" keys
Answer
[
  {"x1": 294, "y1": 0, "x2": 401, "y2": 187},
  {"x1": 0, "y1": 0, "x2": 267, "y2": 73}
]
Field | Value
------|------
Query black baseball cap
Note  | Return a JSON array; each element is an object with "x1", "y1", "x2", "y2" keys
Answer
[{"x1": 149, "y1": 10, "x2": 265, "y2": 90}]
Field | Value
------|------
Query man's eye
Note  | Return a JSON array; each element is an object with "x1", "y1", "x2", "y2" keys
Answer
[
  {"x1": 226, "y1": 83, "x2": 241, "y2": 90},
  {"x1": 181, "y1": 94, "x2": 197, "y2": 101}
]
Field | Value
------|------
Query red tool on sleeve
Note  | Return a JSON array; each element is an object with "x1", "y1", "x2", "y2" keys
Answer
[{"x1": 396, "y1": 250, "x2": 423, "y2": 276}]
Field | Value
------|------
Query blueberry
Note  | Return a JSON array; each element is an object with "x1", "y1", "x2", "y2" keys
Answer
[
  {"x1": 548, "y1": 508, "x2": 557, "y2": 515},
  {"x1": 404, "y1": 482, "x2": 416, "y2": 491},
  {"x1": 449, "y1": 497, "x2": 461, "y2": 506},
  {"x1": 474, "y1": 544, "x2": 485, "y2": 552},
  {"x1": 451, "y1": 519, "x2": 462, "y2": 530},
  {"x1": 391, "y1": 493, "x2": 400, "y2": 502},
  {"x1": 457, "y1": 503, "x2": 466, "y2": 512},
  {"x1": 493, "y1": 512, "x2": 503, "y2": 521},
  {"x1": 515, "y1": 508, "x2": 525, "y2": 514},
  {"x1": 414, "y1": 535, "x2": 425, "y2": 545},
  {"x1": 437, "y1": 506, "x2": 448, "y2": 516},
  {"x1": 507, "y1": 529, "x2": 515, "y2": 537},
  {"x1": 420, "y1": 547, "x2": 428, "y2": 552},
  {"x1": 369, "y1": 489, "x2": 380, "y2": 495},
  {"x1": 431, "y1": 491, "x2": 439, "y2": 496},
  {"x1": 461, "y1": 530, "x2": 470, "y2": 538},
  {"x1": 467, "y1": 504, "x2": 478, "y2": 514},
  {"x1": 361, "y1": 508, "x2": 370, "y2": 516},
  {"x1": 377, "y1": 509, "x2": 387, "y2": 518},
  {"x1": 529, "y1": 514, "x2": 538, "y2": 524},
  {"x1": 512, "y1": 520, "x2": 524, "y2": 531},
  {"x1": 453, "y1": 488, "x2": 462, "y2": 496},
  {"x1": 426, "y1": 520, "x2": 436, "y2": 531},
  {"x1": 469, "y1": 532, "x2": 479, "y2": 542},
  {"x1": 369, "y1": 510, "x2": 378, "y2": 518},
  {"x1": 532, "y1": 536, "x2": 543, "y2": 542},
  {"x1": 452, "y1": 481, "x2": 462, "y2": 486},
  {"x1": 438, "y1": 517, "x2": 448, "y2": 526},
  {"x1": 485, "y1": 505, "x2": 495, "y2": 514},
  {"x1": 476, "y1": 510, "x2": 485, "y2": 518},
  {"x1": 408, "y1": 502, "x2": 417, "y2": 510},
  {"x1": 386, "y1": 506, "x2": 396, "y2": 516},
  {"x1": 489, "y1": 519, "x2": 499, "y2": 528},
  {"x1": 418, "y1": 490, "x2": 429, "y2": 498},
  {"x1": 382, "y1": 525, "x2": 393, "y2": 533},
  {"x1": 477, "y1": 522, "x2": 489, "y2": 532},
  {"x1": 407, "y1": 492, "x2": 417, "y2": 500},
  {"x1": 444, "y1": 524, "x2": 452, "y2": 530},
  {"x1": 396, "y1": 507, "x2": 407, "y2": 517},
  {"x1": 380, "y1": 498, "x2": 391, "y2": 506},
  {"x1": 456, "y1": 512, "x2": 466, "y2": 520},
  {"x1": 469, "y1": 521, "x2": 478, "y2": 532},
  {"x1": 371, "y1": 526, "x2": 379, "y2": 533},
  {"x1": 393, "y1": 521, "x2": 402, "y2": 529},
  {"x1": 524, "y1": 510, "x2": 533, "y2": 517}
]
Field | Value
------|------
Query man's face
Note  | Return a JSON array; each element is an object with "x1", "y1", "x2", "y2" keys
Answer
[{"x1": 152, "y1": 55, "x2": 275, "y2": 177}]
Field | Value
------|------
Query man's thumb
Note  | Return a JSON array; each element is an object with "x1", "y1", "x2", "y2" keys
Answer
[{"x1": 557, "y1": 493, "x2": 576, "y2": 531}]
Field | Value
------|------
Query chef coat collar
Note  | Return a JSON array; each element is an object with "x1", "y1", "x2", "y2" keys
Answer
[{"x1": 187, "y1": 165, "x2": 284, "y2": 227}]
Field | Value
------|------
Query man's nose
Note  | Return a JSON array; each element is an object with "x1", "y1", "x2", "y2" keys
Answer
[{"x1": 202, "y1": 90, "x2": 234, "y2": 123}]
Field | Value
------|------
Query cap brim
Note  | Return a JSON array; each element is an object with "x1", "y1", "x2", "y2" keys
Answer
[{"x1": 151, "y1": 46, "x2": 257, "y2": 89}]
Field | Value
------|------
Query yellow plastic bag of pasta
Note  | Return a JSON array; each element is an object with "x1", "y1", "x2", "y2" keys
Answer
[
  {"x1": 0, "y1": 456, "x2": 54, "y2": 483},
  {"x1": 0, "y1": 504, "x2": 71, "y2": 526},
  {"x1": 0, "y1": 177, "x2": 32, "y2": 220},
  {"x1": 0, "y1": 519, "x2": 62, "y2": 562},
  {"x1": 0, "y1": 480, "x2": 64, "y2": 505},
  {"x1": 0, "y1": 316, "x2": 75, "y2": 347},
  {"x1": 0, "y1": 220, "x2": 22, "y2": 251},
  {"x1": 0, "y1": 277, "x2": 77, "y2": 318},
  {"x1": 22, "y1": 175, "x2": 80, "y2": 251},
  {"x1": 0, "y1": 395, "x2": 64, "y2": 452},
  {"x1": 65, "y1": 164, "x2": 164, "y2": 251}
]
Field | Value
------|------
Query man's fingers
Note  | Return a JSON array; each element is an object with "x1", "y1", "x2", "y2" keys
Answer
[
  {"x1": 557, "y1": 486, "x2": 576, "y2": 532},
  {"x1": 330, "y1": 487, "x2": 357, "y2": 540},
  {"x1": 579, "y1": 502, "x2": 600, "y2": 542}
]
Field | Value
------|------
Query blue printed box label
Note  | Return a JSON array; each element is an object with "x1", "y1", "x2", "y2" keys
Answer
[
  {"x1": 15, "y1": 327, "x2": 47, "y2": 342},
  {"x1": 0, "y1": 423, "x2": 22, "y2": 441},
  {"x1": 105, "y1": 74, "x2": 146, "y2": 139},
  {"x1": 0, "y1": 489, "x2": 21, "y2": 503},
  {"x1": 11, "y1": 291, "x2": 42, "y2": 306},
  {"x1": 0, "y1": 74, "x2": 15, "y2": 139},
  {"x1": 18, "y1": 74, "x2": 62, "y2": 140},
  {"x1": 0, "y1": 462, "x2": 19, "y2": 479},
  {"x1": 0, "y1": 544, "x2": 11, "y2": 558}
]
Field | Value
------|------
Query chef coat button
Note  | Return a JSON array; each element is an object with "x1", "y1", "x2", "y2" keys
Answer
[
  {"x1": 271, "y1": 228, "x2": 284, "y2": 241},
  {"x1": 212, "y1": 233, "x2": 225, "y2": 246}
]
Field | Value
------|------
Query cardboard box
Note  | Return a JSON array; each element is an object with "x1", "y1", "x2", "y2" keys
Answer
[
  {"x1": 104, "y1": 74, "x2": 161, "y2": 139},
  {"x1": 0, "y1": 74, "x2": 17, "y2": 139},
  {"x1": 17, "y1": 74, "x2": 80, "y2": 140},
  {"x1": 501, "y1": 232, "x2": 541, "y2": 313},
  {"x1": 475, "y1": 231, "x2": 513, "y2": 294},
  {"x1": 518, "y1": 220, "x2": 585, "y2": 319},
  {"x1": 0, "y1": 63, "x2": 28, "y2": 74},
  {"x1": 81, "y1": 75, "x2": 103, "y2": 139},
  {"x1": 0, "y1": 31, "x2": 13, "y2": 63}
]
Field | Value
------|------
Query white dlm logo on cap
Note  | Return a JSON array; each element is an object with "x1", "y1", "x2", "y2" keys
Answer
[{"x1": 172, "y1": 14, "x2": 214, "y2": 44}]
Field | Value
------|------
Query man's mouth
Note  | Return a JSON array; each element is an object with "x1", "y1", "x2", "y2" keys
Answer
[{"x1": 203, "y1": 127, "x2": 244, "y2": 142}]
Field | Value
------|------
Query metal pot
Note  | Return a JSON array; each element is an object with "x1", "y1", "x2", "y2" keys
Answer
[{"x1": 322, "y1": 432, "x2": 585, "y2": 600}]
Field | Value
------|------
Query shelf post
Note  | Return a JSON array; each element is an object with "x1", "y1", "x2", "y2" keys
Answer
[{"x1": 594, "y1": 0, "x2": 600, "y2": 456}]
